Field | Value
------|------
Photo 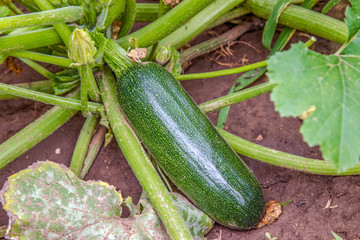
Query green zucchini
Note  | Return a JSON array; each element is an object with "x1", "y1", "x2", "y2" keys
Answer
[{"x1": 116, "y1": 62, "x2": 265, "y2": 230}]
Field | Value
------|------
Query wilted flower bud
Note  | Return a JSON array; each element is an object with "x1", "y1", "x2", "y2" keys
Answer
[{"x1": 68, "y1": 28, "x2": 96, "y2": 65}]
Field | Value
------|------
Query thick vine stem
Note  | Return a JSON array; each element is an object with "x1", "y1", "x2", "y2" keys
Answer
[
  {"x1": 0, "y1": 91, "x2": 78, "y2": 170},
  {"x1": 97, "y1": 68, "x2": 193, "y2": 240},
  {"x1": 118, "y1": 0, "x2": 136, "y2": 38},
  {"x1": 200, "y1": 82, "x2": 276, "y2": 113},
  {"x1": 179, "y1": 22, "x2": 253, "y2": 67},
  {"x1": 219, "y1": 129, "x2": 360, "y2": 175},
  {"x1": 116, "y1": 0, "x2": 215, "y2": 49},
  {"x1": 0, "y1": 6, "x2": 83, "y2": 31},
  {"x1": 0, "y1": 27, "x2": 63, "y2": 53},
  {"x1": 0, "y1": 82, "x2": 104, "y2": 114},
  {"x1": 159, "y1": 0, "x2": 245, "y2": 49},
  {"x1": 34, "y1": 0, "x2": 72, "y2": 48},
  {"x1": 245, "y1": 0, "x2": 348, "y2": 44},
  {"x1": 0, "y1": 80, "x2": 53, "y2": 100}
]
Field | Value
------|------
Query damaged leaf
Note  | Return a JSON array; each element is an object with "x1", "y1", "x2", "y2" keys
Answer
[
  {"x1": 267, "y1": 42, "x2": 360, "y2": 171},
  {"x1": 0, "y1": 161, "x2": 213, "y2": 239}
]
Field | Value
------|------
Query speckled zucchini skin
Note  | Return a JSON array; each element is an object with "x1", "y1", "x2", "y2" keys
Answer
[{"x1": 116, "y1": 62, "x2": 265, "y2": 229}]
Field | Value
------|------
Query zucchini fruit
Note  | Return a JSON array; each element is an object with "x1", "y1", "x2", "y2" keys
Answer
[{"x1": 116, "y1": 62, "x2": 265, "y2": 230}]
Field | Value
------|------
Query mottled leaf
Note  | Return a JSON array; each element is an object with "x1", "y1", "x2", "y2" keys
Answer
[
  {"x1": 267, "y1": 42, "x2": 360, "y2": 171},
  {"x1": 0, "y1": 161, "x2": 213, "y2": 239}
]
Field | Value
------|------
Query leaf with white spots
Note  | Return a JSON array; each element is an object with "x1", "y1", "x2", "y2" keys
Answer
[
  {"x1": 0, "y1": 161, "x2": 213, "y2": 239},
  {"x1": 267, "y1": 42, "x2": 360, "y2": 171}
]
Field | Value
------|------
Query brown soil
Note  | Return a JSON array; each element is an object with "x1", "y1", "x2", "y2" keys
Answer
[{"x1": 1, "y1": 11, "x2": 360, "y2": 240}]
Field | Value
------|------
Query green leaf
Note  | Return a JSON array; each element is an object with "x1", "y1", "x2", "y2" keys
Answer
[
  {"x1": 0, "y1": 6, "x2": 9, "y2": 17},
  {"x1": 345, "y1": 0, "x2": 360, "y2": 40},
  {"x1": 267, "y1": 42, "x2": 360, "y2": 171},
  {"x1": 331, "y1": 231, "x2": 343, "y2": 240},
  {"x1": 342, "y1": 32, "x2": 360, "y2": 55},
  {"x1": 262, "y1": 0, "x2": 292, "y2": 50},
  {"x1": 0, "y1": 161, "x2": 213, "y2": 239}
]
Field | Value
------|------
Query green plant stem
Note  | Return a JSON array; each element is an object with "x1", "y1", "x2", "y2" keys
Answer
[
  {"x1": 78, "y1": 65, "x2": 101, "y2": 101},
  {"x1": 159, "y1": 0, "x2": 245, "y2": 49},
  {"x1": 158, "y1": 0, "x2": 170, "y2": 18},
  {"x1": 0, "y1": 0, "x2": 23, "y2": 15},
  {"x1": 77, "y1": 65, "x2": 101, "y2": 115},
  {"x1": 8, "y1": 51, "x2": 75, "y2": 68},
  {"x1": 245, "y1": 0, "x2": 348, "y2": 44},
  {"x1": 0, "y1": 6, "x2": 83, "y2": 31},
  {"x1": 13, "y1": 0, "x2": 40, "y2": 12},
  {"x1": 218, "y1": 129, "x2": 360, "y2": 175},
  {"x1": 97, "y1": 0, "x2": 126, "y2": 31},
  {"x1": 175, "y1": 60, "x2": 267, "y2": 81},
  {"x1": 0, "y1": 82, "x2": 104, "y2": 114},
  {"x1": 179, "y1": 22, "x2": 253, "y2": 66},
  {"x1": 134, "y1": 3, "x2": 158, "y2": 22},
  {"x1": 34, "y1": 0, "x2": 72, "y2": 48},
  {"x1": 200, "y1": 82, "x2": 276, "y2": 113},
  {"x1": 208, "y1": 6, "x2": 251, "y2": 29},
  {"x1": 18, "y1": 57, "x2": 54, "y2": 79},
  {"x1": 91, "y1": 32, "x2": 136, "y2": 76},
  {"x1": 0, "y1": 27, "x2": 64, "y2": 53},
  {"x1": 0, "y1": 91, "x2": 78, "y2": 170},
  {"x1": 118, "y1": 0, "x2": 136, "y2": 38},
  {"x1": 97, "y1": 68, "x2": 193, "y2": 240},
  {"x1": 70, "y1": 115, "x2": 99, "y2": 177},
  {"x1": 80, "y1": 125, "x2": 107, "y2": 179},
  {"x1": 116, "y1": 0, "x2": 215, "y2": 49},
  {"x1": 0, "y1": 80, "x2": 53, "y2": 100}
]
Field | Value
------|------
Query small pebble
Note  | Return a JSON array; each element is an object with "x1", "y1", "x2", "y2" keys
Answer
[{"x1": 55, "y1": 148, "x2": 61, "y2": 155}]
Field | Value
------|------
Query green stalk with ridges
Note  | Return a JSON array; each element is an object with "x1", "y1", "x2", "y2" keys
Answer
[
  {"x1": 0, "y1": 80, "x2": 53, "y2": 100},
  {"x1": 70, "y1": 115, "x2": 100, "y2": 177},
  {"x1": 0, "y1": 91, "x2": 78, "y2": 170},
  {"x1": 118, "y1": 0, "x2": 136, "y2": 38},
  {"x1": 13, "y1": 0, "x2": 40, "y2": 12},
  {"x1": 80, "y1": 125, "x2": 107, "y2": 179},
  {"x1": 116, "y1": 0, "x2": 215, "y2": 49},
  {"x1": 0, "y1": 0, "x2": 23, "y2": 15},
  {"x1": 0, "y1": 6, "x2": 83, "y2": 31},
  {"x1": 97, "y1": 68, "x2": 193, "y2": 240},
  {"x1": 96, "y1": 0, "x2": 126, "y2": 31},
  {"x1": 0, "y1": 82, "x2": 104, "y2": 114},
  {"x1": 245, "y1": 0, "x2": 348, "y2": 44},
  {"x1": 34, "y1": 0, "x2": 72, "y2": 48},
  {"x1": 0, "y1": 26, "x2": 76, "y2": 53},
  {"x1": 133, "y1": 3, "x2": 158, "y2": 22},
  {"x1": 219, "y1": 129, "x2": 360, "y2": 175},
  {"x1": 158, "y1": 0, "x2": 170, "y2": 18},
  {"x1": 159, "y1": 0, "x2": 245, "y2": 49},
  {"x1": 200, "y1": 82, "x2": 277, "y2": 113},
  {"x1": 8, "y1": 51, "x2": 75, "y2": 68},
  {"x1": 18, "y1": 57, "x2": 54, "y2": 79},
  {"x1": 179, "y1": 22, "x2": 253, "y2": 66},
  {"x1": 207, "y1": 6, "x2": 251, "y2": 29}
]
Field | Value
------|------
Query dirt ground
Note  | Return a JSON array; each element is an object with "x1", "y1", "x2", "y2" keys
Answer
[{"x1": 1, "y1": 5, "x2": 360, "y2": 240}]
